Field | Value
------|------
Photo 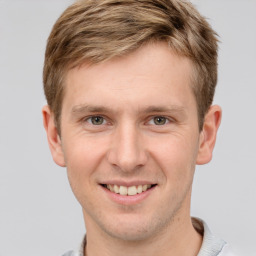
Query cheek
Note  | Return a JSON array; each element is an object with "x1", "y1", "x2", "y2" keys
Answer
[
  {"x1": 63, "y1": 136, "x2": 109, "y2": 189},
  {"x1": 149, "y1": 134, "x2": 199, "y2": 180}
]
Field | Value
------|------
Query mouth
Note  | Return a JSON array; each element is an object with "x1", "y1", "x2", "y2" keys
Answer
[{"x1": 101, "y1": 184, "x2": 157, "y2": 196}]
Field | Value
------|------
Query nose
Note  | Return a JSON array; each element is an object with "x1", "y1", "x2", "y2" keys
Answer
[{"x1": 107, "y1": 122, "x2": 147, "y2": 173}]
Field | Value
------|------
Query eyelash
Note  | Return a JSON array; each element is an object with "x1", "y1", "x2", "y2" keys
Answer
[
  {"x1": 147, "y1": 116, "x2": 170, "y2": 126},
  {"x1": 83, "y1": 115, "x2": 173, "y2": 126},
  {"x1": 85, "y1": 116, "x2": 108, "y2": 125}
]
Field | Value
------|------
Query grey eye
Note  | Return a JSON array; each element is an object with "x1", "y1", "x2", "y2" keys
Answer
[
  {"x1": 153, "y1": 116, "x2": 167, "y2": 125},
  {"x1": 90, "y1": 116, "x2": 104, "y2": 125}
]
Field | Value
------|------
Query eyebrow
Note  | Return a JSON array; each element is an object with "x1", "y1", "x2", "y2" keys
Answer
[
  {"x1": 142, "y1": 105, "x2": 186, "y2": 114},
  {"x1": 71, "y1": 104, "x2": 114, "y2": 114},
  {"x1": 71, "y1": 104, "x2": 187, "y2": 116}
]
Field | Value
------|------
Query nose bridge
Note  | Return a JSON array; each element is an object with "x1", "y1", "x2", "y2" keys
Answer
[{"x1": 108, "y1": 121, "x2": 146, "y2": 172}]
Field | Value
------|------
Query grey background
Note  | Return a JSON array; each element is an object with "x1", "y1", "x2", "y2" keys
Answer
[{"x1": 0, "y1": 0, "x2": 255, "y2": 255}]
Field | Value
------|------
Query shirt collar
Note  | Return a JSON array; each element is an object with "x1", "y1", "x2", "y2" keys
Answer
[{"x1": 192, "y1": 217, "x2": 226, "y2": 256}]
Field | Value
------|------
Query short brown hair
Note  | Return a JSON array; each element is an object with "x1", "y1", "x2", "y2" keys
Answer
[{"x1": 43, "y1": 0, "x2": 218, "y2": 132}]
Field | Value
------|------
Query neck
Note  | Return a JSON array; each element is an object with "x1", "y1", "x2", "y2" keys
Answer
[{"x1": 84, "y1": 215, "x2": 202, "y2": 256}]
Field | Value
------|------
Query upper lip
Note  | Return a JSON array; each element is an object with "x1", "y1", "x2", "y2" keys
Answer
[{"x1": 99, "y1": 180, "x2": 157, "y2": 187}]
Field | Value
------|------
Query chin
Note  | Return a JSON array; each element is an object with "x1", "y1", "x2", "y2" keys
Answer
[
  {"x1": 98, "y1": 213, "x2": 171, "y2": 242},
  {"x1": 104, "y1": 226, "x2": 154, "y2": 242}
]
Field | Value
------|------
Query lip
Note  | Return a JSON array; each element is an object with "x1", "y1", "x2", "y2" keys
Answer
[
  {"x1": 100, "y1": 180, "x2": 155, "y2": 187},
  {"x1": 100, "y1": 182, "x2": 157, "y2": 205}
]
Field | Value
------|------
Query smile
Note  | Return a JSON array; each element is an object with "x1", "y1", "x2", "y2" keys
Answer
[{"x1": 102, "y1": 184, "x2": 155, "y2": 196}]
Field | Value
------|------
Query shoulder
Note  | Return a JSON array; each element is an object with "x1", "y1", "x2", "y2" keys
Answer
[
  {"x1": 218, "y1": 244, "x2": 238, "y2": 256},
  {"x1": 62, "y1": 251, "x2": 81, "y2": 256},
  {"x1": 62, "y1": 235, "x2": 86, "y2": 256}
]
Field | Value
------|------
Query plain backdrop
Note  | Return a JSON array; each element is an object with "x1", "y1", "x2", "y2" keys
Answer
[{"x1": 0, "y1": 0, "x2": 255, "y2": 255}]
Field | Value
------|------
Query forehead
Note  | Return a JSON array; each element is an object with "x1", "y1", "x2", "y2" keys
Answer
[{"x1": 63, "y1": 42, "x2": 195, "y2": 113}]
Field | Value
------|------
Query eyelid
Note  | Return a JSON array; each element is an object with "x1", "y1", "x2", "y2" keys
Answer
[
  {"x1": 79, "y1": 114, "x2": 175, "y2": 126},
  {"x1": 81, "y1": 115, "x2": 109, "y2": 125},
  {"x1": 147, "y1": 115, "x2": 174, "y2": 125},
  {"x1": 87, "y1": 116, "x2": 106, "y2": 125}
]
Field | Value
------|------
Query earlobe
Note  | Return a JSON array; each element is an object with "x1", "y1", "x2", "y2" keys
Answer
[
  {"x1": 42, "y1": 105, "x2": 66, "y2": 167},
  {"x1": 196, "y1": 105, "x2": 222, "y2": 165}
]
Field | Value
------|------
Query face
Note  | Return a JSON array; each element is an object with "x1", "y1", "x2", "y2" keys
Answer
[{"x1": 44, "y1": 42, "x2": 219, "y2": 242}]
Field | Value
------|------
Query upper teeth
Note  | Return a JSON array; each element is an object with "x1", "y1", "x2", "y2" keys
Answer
[{"x1": 106, "y1": 184, "x2": 152, "y2": 196}]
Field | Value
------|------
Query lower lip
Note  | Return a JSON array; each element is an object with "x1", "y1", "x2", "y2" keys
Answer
[{"x1": 101, "y1": 185, "x2": 156, "y2": 205}]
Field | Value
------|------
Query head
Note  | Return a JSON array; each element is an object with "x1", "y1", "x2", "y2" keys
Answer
[
  {"x1": 43, "y1": 0, "x2": 218, "y2": 134},
  {"x1": 42, "y1": 0, "x2": 221, "y2": 246}
]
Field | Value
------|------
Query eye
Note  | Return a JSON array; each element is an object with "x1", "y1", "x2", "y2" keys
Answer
[
  {"x1": 87, "y1": 116, "x2": 106, "y2": 125},
  {"x1": 153, "y1": 116, "x2": 167, "y2": 125},
  {"x1": 148, "y1": 116, "x2": 169, "y2": 125}
]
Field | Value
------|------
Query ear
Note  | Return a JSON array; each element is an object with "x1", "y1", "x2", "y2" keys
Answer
[
  {"x1": 196, "y1": 105, "x2": 222, "y2": 165},
  {"x1": 42, "y1": 105, "x2": 66, "y2": 167}
]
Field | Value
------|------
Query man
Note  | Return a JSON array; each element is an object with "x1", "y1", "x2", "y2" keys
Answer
[{"x1": 42, "y1": 0, "x2": 234, "y2": 255}]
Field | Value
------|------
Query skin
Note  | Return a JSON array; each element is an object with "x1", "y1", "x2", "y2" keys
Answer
[{"x1": 43, "y1": 42, "x2": 221, "y2": 256}]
